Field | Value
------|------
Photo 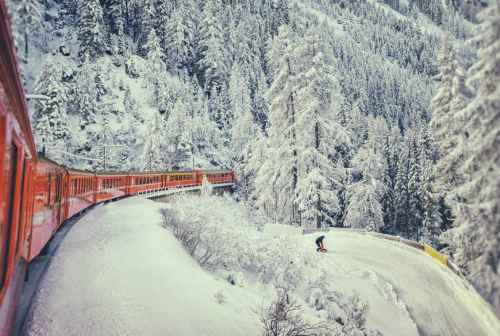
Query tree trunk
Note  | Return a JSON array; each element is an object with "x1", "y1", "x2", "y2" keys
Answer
[{"x1": 24, "y1": 31, "x2": 29, "y2": 63}]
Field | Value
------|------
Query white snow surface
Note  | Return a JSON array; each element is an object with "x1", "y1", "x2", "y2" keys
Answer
[{"x1": 24, "y1": 197, "x2": 500, "y2": 336}]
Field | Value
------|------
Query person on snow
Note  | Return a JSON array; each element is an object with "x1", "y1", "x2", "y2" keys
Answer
[{"x1": 315, "y1": 235, "x2": 327, "y2": 252}]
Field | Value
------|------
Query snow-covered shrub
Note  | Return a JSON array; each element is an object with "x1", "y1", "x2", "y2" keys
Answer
[
  {"x1": 125, "y1": 55, "x2": 143, "y2": 78},
  {"x1": 201, "y1": 175, "x2": 213, "y2": 196},
  {"x1": 160, "y1": 195, "x2": 256, "y2": 271},
  {"x1": 214, "y1": 289, "x2": 226, "y2": 304},
  {"x1": 304, "y1": 275, "x2": 379, "y2": 336},
  {"x1": 261, "y1": 287, "x2": 332, "y2": 336},
  {"x1": 225, "y1": 271, "x2": 245, "y2": 287},
  {"x1": 160, "y1": 208, "x2": 201, "y2": 256}
]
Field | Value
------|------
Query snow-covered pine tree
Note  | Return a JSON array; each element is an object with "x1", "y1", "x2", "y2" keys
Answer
[
  {"x1": 144, "y1": 28, "x2": 168, "y2": 111},
  {"x1": 345, "y1": 117, "x2": 387, "y2": 231},
  {"x1": 381, "y1": 126, "x2": 403, "y2": 233},
  {"x1": 294, "y1": 28, "x2": 350, "y2": 229},
  {"x1": 13, "y1": 0, "x2": 40, "y2": 62},
  {"x1": 229, "y1": 62, "x2": 254, "y2": 155},
  {"x1": 137, "y1": 0, "x2": 156, "y2": 55},
  {"x1": 74, "y1": 55, "x2": 99, "y2": 136},
  {"x1": 446, "y1": 2, "x2": 500, "y2": 315},
  {"x1": 165, "y1": 0, "x2": 199, "y2": 74},
  {"x1": 165, "y1": 97, "x2": 192, "y2": 169},
  {"x1": 154, "y1": 0, "x2": 175, "y2": 52},
  {"x1": 434, "y1": 61, "x2": 470, "y2": 204},
  {"x1": 255, "y1": 25, "x2": 299, "y2": 224},
  {"x1": 198, "y1": 0, "x2": 229, "y2": 94},
  {"x1": 229, "y1": 17, "x2": 261, "y2": 88},
  {"x1": 229, "y1": 62, "x2": 259, "y2": 200},
  {"x1": 420, "y1": 151, "x2": 443, "y2": 246},
  {"x1": 393, "y1": 139, "x2": 411, "y2": 237},
  {"x1": 407, "y1": 130, "x2": 425, "y2": 240},
  {"x1": 141, "y1": 113, "x2": 165, "y2": 171},
  {"x1": 208, "y1": 84, "x2": 231, "y2": 135},
  {"x1": 77, "y1": 0, "x2": 104, "y2": 59},
  {"x1": 33, "y1": 58, "x2": 69, "y2": 159},
  {"x1": 431, "y1": 34, "x2": 458, "y2": 181},
  {"x1": 145, "y1": 28, "x2": 164, "y2": 73}
]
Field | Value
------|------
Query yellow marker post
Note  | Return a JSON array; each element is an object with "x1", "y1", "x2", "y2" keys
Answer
[{"x1": 424, "y1": 244, "x2": 448, "y2": 266}]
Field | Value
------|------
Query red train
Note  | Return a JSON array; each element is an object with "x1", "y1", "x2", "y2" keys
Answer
[{"x1": 0, "y1": 3, "x2": 234, "y2": 335}]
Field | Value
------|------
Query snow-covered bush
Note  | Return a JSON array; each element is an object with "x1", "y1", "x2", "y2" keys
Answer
[
  {"x1": 160, "y1": 208, "x2": 201, "y2": 256},
  {"x1": 214, "y1": 289, "x2": 226, "y2": 304},
  {"x1": 124, "y1": 55, "x2": 143, "y2": 78},
  {"x1": 304, "y1": 275, "x2": 381, "y2": 336},
  {"x1": 261, "y1": 287, "x2": 332, "y2": 336},
  {"x1": 160, "y1": 194, "x2": 256, "y2": 271}
]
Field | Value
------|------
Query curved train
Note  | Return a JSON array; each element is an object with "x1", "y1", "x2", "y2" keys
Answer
[{"x1": 0, "y1": 3, "x2": 234, "y2": 335}]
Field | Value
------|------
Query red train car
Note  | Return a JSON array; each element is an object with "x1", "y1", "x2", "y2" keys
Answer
[{"x1": 0, "y1": 1, "x2": 37, "y2": 333}]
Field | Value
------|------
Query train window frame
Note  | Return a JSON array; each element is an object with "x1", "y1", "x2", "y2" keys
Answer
[
  {"x1": 16, "y1": 156, "x2": 29, "y2": 254},
  {"x1": 47, "y1": 173, "x2": 52, "y2": 207},
  {"x1": 0, "y1": 138, "x2": 24, "y2": 290}
]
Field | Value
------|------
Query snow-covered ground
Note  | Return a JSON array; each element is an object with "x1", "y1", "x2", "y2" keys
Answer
[{"x1": 24, "y1": 197, "x2": 500, "y2": 336}]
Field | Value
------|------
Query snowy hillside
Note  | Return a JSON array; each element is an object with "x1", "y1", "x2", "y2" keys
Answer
[{"x1": 24, "y1": 196, "x2": 500, "y2": 336}]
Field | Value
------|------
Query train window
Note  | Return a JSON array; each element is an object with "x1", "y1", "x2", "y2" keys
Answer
[
  {"x1": 47, "y1": 174, "x2": 52, "y2": 207},
  {"x1": 16, "y1": 158, "x2": 28, "y2": 253},
  {"x1": 55, "y1": 175, "x2": 62, "y2": 203},
  {"x1": 1, "y1": 143, "x2": 18, "y2": 288}
]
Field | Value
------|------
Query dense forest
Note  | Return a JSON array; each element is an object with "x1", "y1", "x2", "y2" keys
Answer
[{"x1": 7, "y1": 0, "x2": 499, "y2": 316}]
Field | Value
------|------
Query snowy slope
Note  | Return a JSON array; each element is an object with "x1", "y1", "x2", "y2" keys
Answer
[{"x1": 23, "y1": 197, "x2": 500, "y2": 336}]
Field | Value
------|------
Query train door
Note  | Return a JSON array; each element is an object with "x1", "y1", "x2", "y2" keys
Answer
[
  {"x1": 19, "y1": 158, "x2": 34, "y2": 260},
  {"x1": 0, "y1": 139, "x2": 24, "y2": 291}
]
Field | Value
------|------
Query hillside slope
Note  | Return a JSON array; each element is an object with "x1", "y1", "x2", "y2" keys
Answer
[{"x1": 24, "y1": 197, "x2": 500, "y2": 336}]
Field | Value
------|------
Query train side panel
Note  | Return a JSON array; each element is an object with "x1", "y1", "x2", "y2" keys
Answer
[
  {"x1": 95, "y1": 175, "x2": 128, "y2": 203},
  {"x1": 66, "y1": 171, "x2": 96, "y2": 219}
]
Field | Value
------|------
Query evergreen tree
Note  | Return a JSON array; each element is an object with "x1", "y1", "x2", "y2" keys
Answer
[
  {"x1": 295, "y1": 30, "x2": 350, "y2": 228},
  {"x1": 346, "y1": 117, "x2": 388, "y2": 231},
  {"x1": 138, "y1": 0, "x2": 156, "y2": 55},
  {"x1": 165, "y1": 98, "x2": 192, "y2": 169},
  {"x1": 446, "y1": 2, "x2": 500, "y2": 314},
  {"x1": 14, "y1": 0, "x2": 41, "y2": 62},
  {"x1": 75, "y1": 56, "x2": 99, "y2": 133},
  {"x1": 77, "y1": 0, "x2": 104, "y2": 59},
  {"x1": 165, "y1": 0, "x2": 199, "y2": 73},
  {"x1": 255, "y1": 25, "x2": 299, "y2": 224},
  {"x1": 198, "y1": 0, "x2": 229, "y2": 93},
  {"x1": 141, "y1": 114, "x2": 165, "y2": 171},
  {"x1": 229, "y1": 62, "x2": 254, "y2": 156},
  {"x1": 34, "y1": 59, "x2": 69, "y2": 159}
]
